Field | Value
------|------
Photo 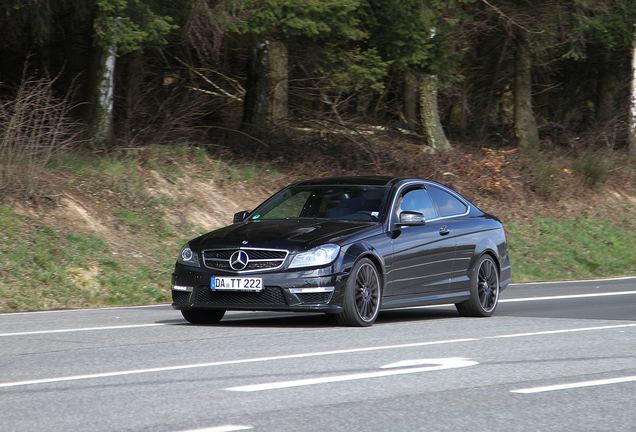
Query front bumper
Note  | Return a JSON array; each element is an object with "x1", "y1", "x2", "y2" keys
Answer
[{"x1": 171, "y1": 264, "x2": 347, "y2": 313}]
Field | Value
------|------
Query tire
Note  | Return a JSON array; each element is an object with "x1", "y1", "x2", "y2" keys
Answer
[
  {"x1": 181, "y1": 309, "x2": 226, "y2": 324},
  {"x1": 336, "y1": 258, "x2": 382, "y2": 327},
  {"x1": 455, "y1": 254, "x2": 499, "y2": 317}
]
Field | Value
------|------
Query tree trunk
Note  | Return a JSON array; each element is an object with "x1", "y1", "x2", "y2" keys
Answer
[
  {"x1": 513, "y1": 33, "x2": 539, "y2": 151},
  {"x1": 126, "y1": 50, "x2": 144, "y2": 123},
  {"x1": 241, "y1": 36, "x2": 269, "y2": 138},
  {"x1": 88, "y1": 37, "x2": 117, "y2": 148},
  {"x1": 629, "y1": 39, "x2": 636, "y2": 161},
  {"x1": 449, "y1": 98, "x2": 467, "y2": 137},
  {"x1": 88, "y1": 17, "x2": 120, "y2": 149},
  {"x1": 419, "y1": 74, "x2": 451, "y2": 151},
  {"x1": 268, "y1": 39, "x2": 288, "y2": 126},
  {"x1": 597, "y1": 51, "x2": 616, "y2": 125},
  {"x1": 479, "y1": 37, "x2": 510, "y2": 137},
  {"x1": 116, "y1": 49, "x2": 144, "y2": 142},
  {"x1": 403, "y1": 71, "x2": 418, "y2": 129}
]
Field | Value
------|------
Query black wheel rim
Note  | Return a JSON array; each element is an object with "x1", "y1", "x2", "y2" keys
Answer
[
  {"x1": 355, "y1": 263, "x2": 380, "y2": 321},
  {"x1": 478, "y1": 258, "x2": 499, "y2": 313}
]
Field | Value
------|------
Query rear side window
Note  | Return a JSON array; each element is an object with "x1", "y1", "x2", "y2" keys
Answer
[
  {"x1": 427, "y1": 186, "x2": 468, "y2": 217},
  {"x1": 397, "y1": 188, "x2": 437, "y2": 220}
]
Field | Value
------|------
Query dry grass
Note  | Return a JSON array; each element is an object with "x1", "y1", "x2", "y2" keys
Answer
[{"x1": 0, "y1": 71, "x2": 84, "y2": 200}]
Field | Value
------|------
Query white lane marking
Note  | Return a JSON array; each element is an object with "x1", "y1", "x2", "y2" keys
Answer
[
  {"x1": 2, "y1": 323, "x2": 636, "y2": 389},
  {"x1": 490, "y1": 323, "x2": 636, "y2": 339},
  {"x1": 226, "y1": 358, "x2": 478, "y2": 392},
  {"x1": 509, "y1": 276, "x2": 636, "y2": 286},
  {"x1": 0, "y1": 275, "x2": 632, "y2": 318},
  {"x1": 176, "y1": 426, "x2": 253, "y2": 432},
  {"x1": 0, "y1": 304, "x2": 171, "y2": 316},
  {"x1": 0, "y1": 338, "x2": 476, "y2": 389},
  {"x1": 0, "y1": 323, "x2": 168, "y2": 337},
  {"x1": 381, "y1": 358, "x2": 458, "y2": 368},
  {"x1": 511, "y1": 375, "x2": 636, "y2": 394},
  {"x1": 499, "y1": 290, "x2": 636, "y2": 303},
  {"x1": 3, "y1": 290, "x2": 634, "y2": 338},
  {"x1": 411, "y1": 290, "x2": 636, "y2": 310},
  {"x1": 0, "y1": 274, "x2": 631, "y2": 318}
]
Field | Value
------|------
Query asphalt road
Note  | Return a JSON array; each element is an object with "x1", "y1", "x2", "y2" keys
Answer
[{"x1": 1, "y1": 277, "x2": 635, "y2": 432}]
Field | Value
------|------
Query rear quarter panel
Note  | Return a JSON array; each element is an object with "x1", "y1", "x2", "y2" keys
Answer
[{"x1": 449, "y1": 214, "x2": 511, "y2": 292}]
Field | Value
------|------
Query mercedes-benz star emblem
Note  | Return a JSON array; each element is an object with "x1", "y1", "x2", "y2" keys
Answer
[{"x1": 230, "y1": 250, "x2": 249, "y2": 271}]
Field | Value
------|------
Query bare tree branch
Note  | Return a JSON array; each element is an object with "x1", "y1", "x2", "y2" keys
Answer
[
  {"x1": 171, "y1": 54, "x2": 244, "y2": 102},
  {"x1": 481, "y1": 0, "x2": 545, "y2": 34}
]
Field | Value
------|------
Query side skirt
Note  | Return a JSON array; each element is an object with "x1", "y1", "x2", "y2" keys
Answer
[{"x1": 380, "y1": 291, "x2": 471, "y2": 310}]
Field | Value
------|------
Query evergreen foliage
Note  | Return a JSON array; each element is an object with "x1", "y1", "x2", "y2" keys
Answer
[
  {"x1": 0, "y1": 0, "x2": 635, "y2": 153},
  {"x1": 93, "y1": 0, "x2": 177, "y2": 54},
  {"x1": 362, "y1": 0, "x2": 473, "y2": 76}
]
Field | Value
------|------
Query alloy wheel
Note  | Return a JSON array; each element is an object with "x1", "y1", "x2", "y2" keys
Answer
[
  {"x1": 354, "y1": 262, "x2": 380, "y2": 322},
  {"x1": 477, "y1": 257, "x2": 499, "y2": 313}
]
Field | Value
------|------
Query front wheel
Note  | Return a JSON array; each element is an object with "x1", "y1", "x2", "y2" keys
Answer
[
  {"x1": 456, "y1": 254, "x2": 499, "y2": 317},
  {"x1": 181, "y1": 309, "x2": 226, "y2": 324},
  {"x1": 336, "y1": 258, "x2": 381, "y2": 327}
]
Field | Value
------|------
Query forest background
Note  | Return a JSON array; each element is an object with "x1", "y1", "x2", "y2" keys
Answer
[{"x1": 1, "y1": 0, "x2": 636, "y2": 312}]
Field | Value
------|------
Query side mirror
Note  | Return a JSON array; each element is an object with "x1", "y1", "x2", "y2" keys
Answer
[
  {"x1": 399, "y1": 211, "x2": 426, "y2": 226},
  {"x1": 233, "y1": 210, "x2": 250, "y2": 223}
]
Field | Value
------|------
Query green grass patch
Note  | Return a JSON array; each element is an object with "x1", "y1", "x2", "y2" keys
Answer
[
  {"x1": 0, "y1": 205, "x2": 173, "y2": 312},
  {"x1": 506, "y1": 215, "x2": 636, "y2": 282},
  {"x1": 115, "y1": 208, "x2": 175, "y2": 239}
]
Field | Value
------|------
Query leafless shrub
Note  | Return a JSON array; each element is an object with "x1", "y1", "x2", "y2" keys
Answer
[
  {"x1": 120, "y1": 78, "x2": 221, "y2": 146},
  {"x1": 183, "y1": 0, "x2": 225, "y2": 64},
  {"x1": 0, "y1": 71, "x2": 85, "y2": 200}
]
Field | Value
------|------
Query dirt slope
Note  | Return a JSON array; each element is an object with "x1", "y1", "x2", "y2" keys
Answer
[{"x1": 15, "y1": 166, "x2": 276, "y2": 263}]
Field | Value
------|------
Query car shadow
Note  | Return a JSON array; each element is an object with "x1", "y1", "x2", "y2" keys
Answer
[
  {"x1": 156, "y1": 307, "x2": 461, "y2": 328},
  {"x1": 376, "y1": 308, "x2": 461, "y2": 324}
]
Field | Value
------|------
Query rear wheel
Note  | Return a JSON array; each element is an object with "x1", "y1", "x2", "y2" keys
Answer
[
  {"x1": 456, "y1": 254, "x2": 499, "y2": 317},
  {"x1": 336, "y1": 258, "x2": 381, "y2": 327},
  {"x1": 181, "y1": 309, "x2": 226, "y2": 324}
]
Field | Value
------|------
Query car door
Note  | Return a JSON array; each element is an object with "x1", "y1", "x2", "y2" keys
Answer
[
  {"x1": 426, "y1": 185, "x2": 471, "y2": 293},
  {"x1": 385, "y1": 186, "x2": 456, "y2": 301}
]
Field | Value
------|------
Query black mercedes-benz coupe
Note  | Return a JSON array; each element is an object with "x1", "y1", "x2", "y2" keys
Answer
[{"x1": 171, "y1": 176, "x2": 511, "y2": 326}]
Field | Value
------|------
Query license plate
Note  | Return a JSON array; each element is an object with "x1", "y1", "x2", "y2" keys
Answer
[{"x1": 211, "y1": 276, "x2": 263, "y2": 292}]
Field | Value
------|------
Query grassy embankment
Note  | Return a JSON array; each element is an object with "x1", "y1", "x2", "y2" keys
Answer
[{"x1": 0, "y1": 145, "x2": 635, "y2": 313}]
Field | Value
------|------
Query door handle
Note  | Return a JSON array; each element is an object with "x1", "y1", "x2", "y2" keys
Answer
[{"x1": 439, "y1": 226, "x2": 450, "y2": 236}]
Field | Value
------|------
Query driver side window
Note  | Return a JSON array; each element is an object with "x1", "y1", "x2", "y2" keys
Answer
[{"x1": 396, "y1": 188, "x2": 437, "y2": 220}]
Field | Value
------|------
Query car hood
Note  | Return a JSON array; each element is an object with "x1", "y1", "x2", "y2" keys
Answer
[{"x1": 190, "y1": 219, "x2": 378, "y2": 251}]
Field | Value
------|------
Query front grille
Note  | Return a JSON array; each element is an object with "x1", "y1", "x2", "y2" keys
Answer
[
  {"x1": 172, "y1": 290, "x2": 190, "y2": 303},
  {"x1": 196, "y1": 285, "x2": 287, "y2": 307},
  {"x1": 202, "y1": 248, "x2": 288, "y2": 272},
  {"x1": 297, "y1": 292, "x2": 333, "y2": 304}
]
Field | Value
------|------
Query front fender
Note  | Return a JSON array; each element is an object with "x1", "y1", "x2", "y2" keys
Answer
[{"x1": 341, "y1": 242, "x2": 387, "y2": 276}]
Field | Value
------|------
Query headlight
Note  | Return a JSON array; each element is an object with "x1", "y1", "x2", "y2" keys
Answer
[
  {"x1": 178, "y1": 243, "x2": 200, "y2": 267},
  {"x1": 289, "y1": 244, "x2": 340, "y2": 268}
]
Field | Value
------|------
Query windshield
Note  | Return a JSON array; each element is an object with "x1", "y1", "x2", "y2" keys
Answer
[{"x1": 248, "y1": 185, "x2": 389, "y2": 222}]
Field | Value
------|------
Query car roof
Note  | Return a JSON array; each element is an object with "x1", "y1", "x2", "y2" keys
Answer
[
  {"x1": 290, "y1": 176, "x2": 473, "y2": 207},
  {"x1": 292, "y1": 176, "x2": 409, "y2": 187}
]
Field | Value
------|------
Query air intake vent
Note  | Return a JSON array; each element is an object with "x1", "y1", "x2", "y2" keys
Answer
[{"x1": 196, "y1": 285, "x2": 287, "y2": 307}]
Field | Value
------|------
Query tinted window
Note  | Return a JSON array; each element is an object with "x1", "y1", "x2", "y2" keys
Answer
[
  {"x1": 428, "y1": 186, "x2": 467, "y2": 217},
  {"x1": 250, "y1": 186, "x2": 388, "y2": 222},
  {"x1": 260, "y1": 190, "x2": 312, "y2": 220},
  {"x1": 397, "y1": 188, "x2": 437, "y2": 220}
]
